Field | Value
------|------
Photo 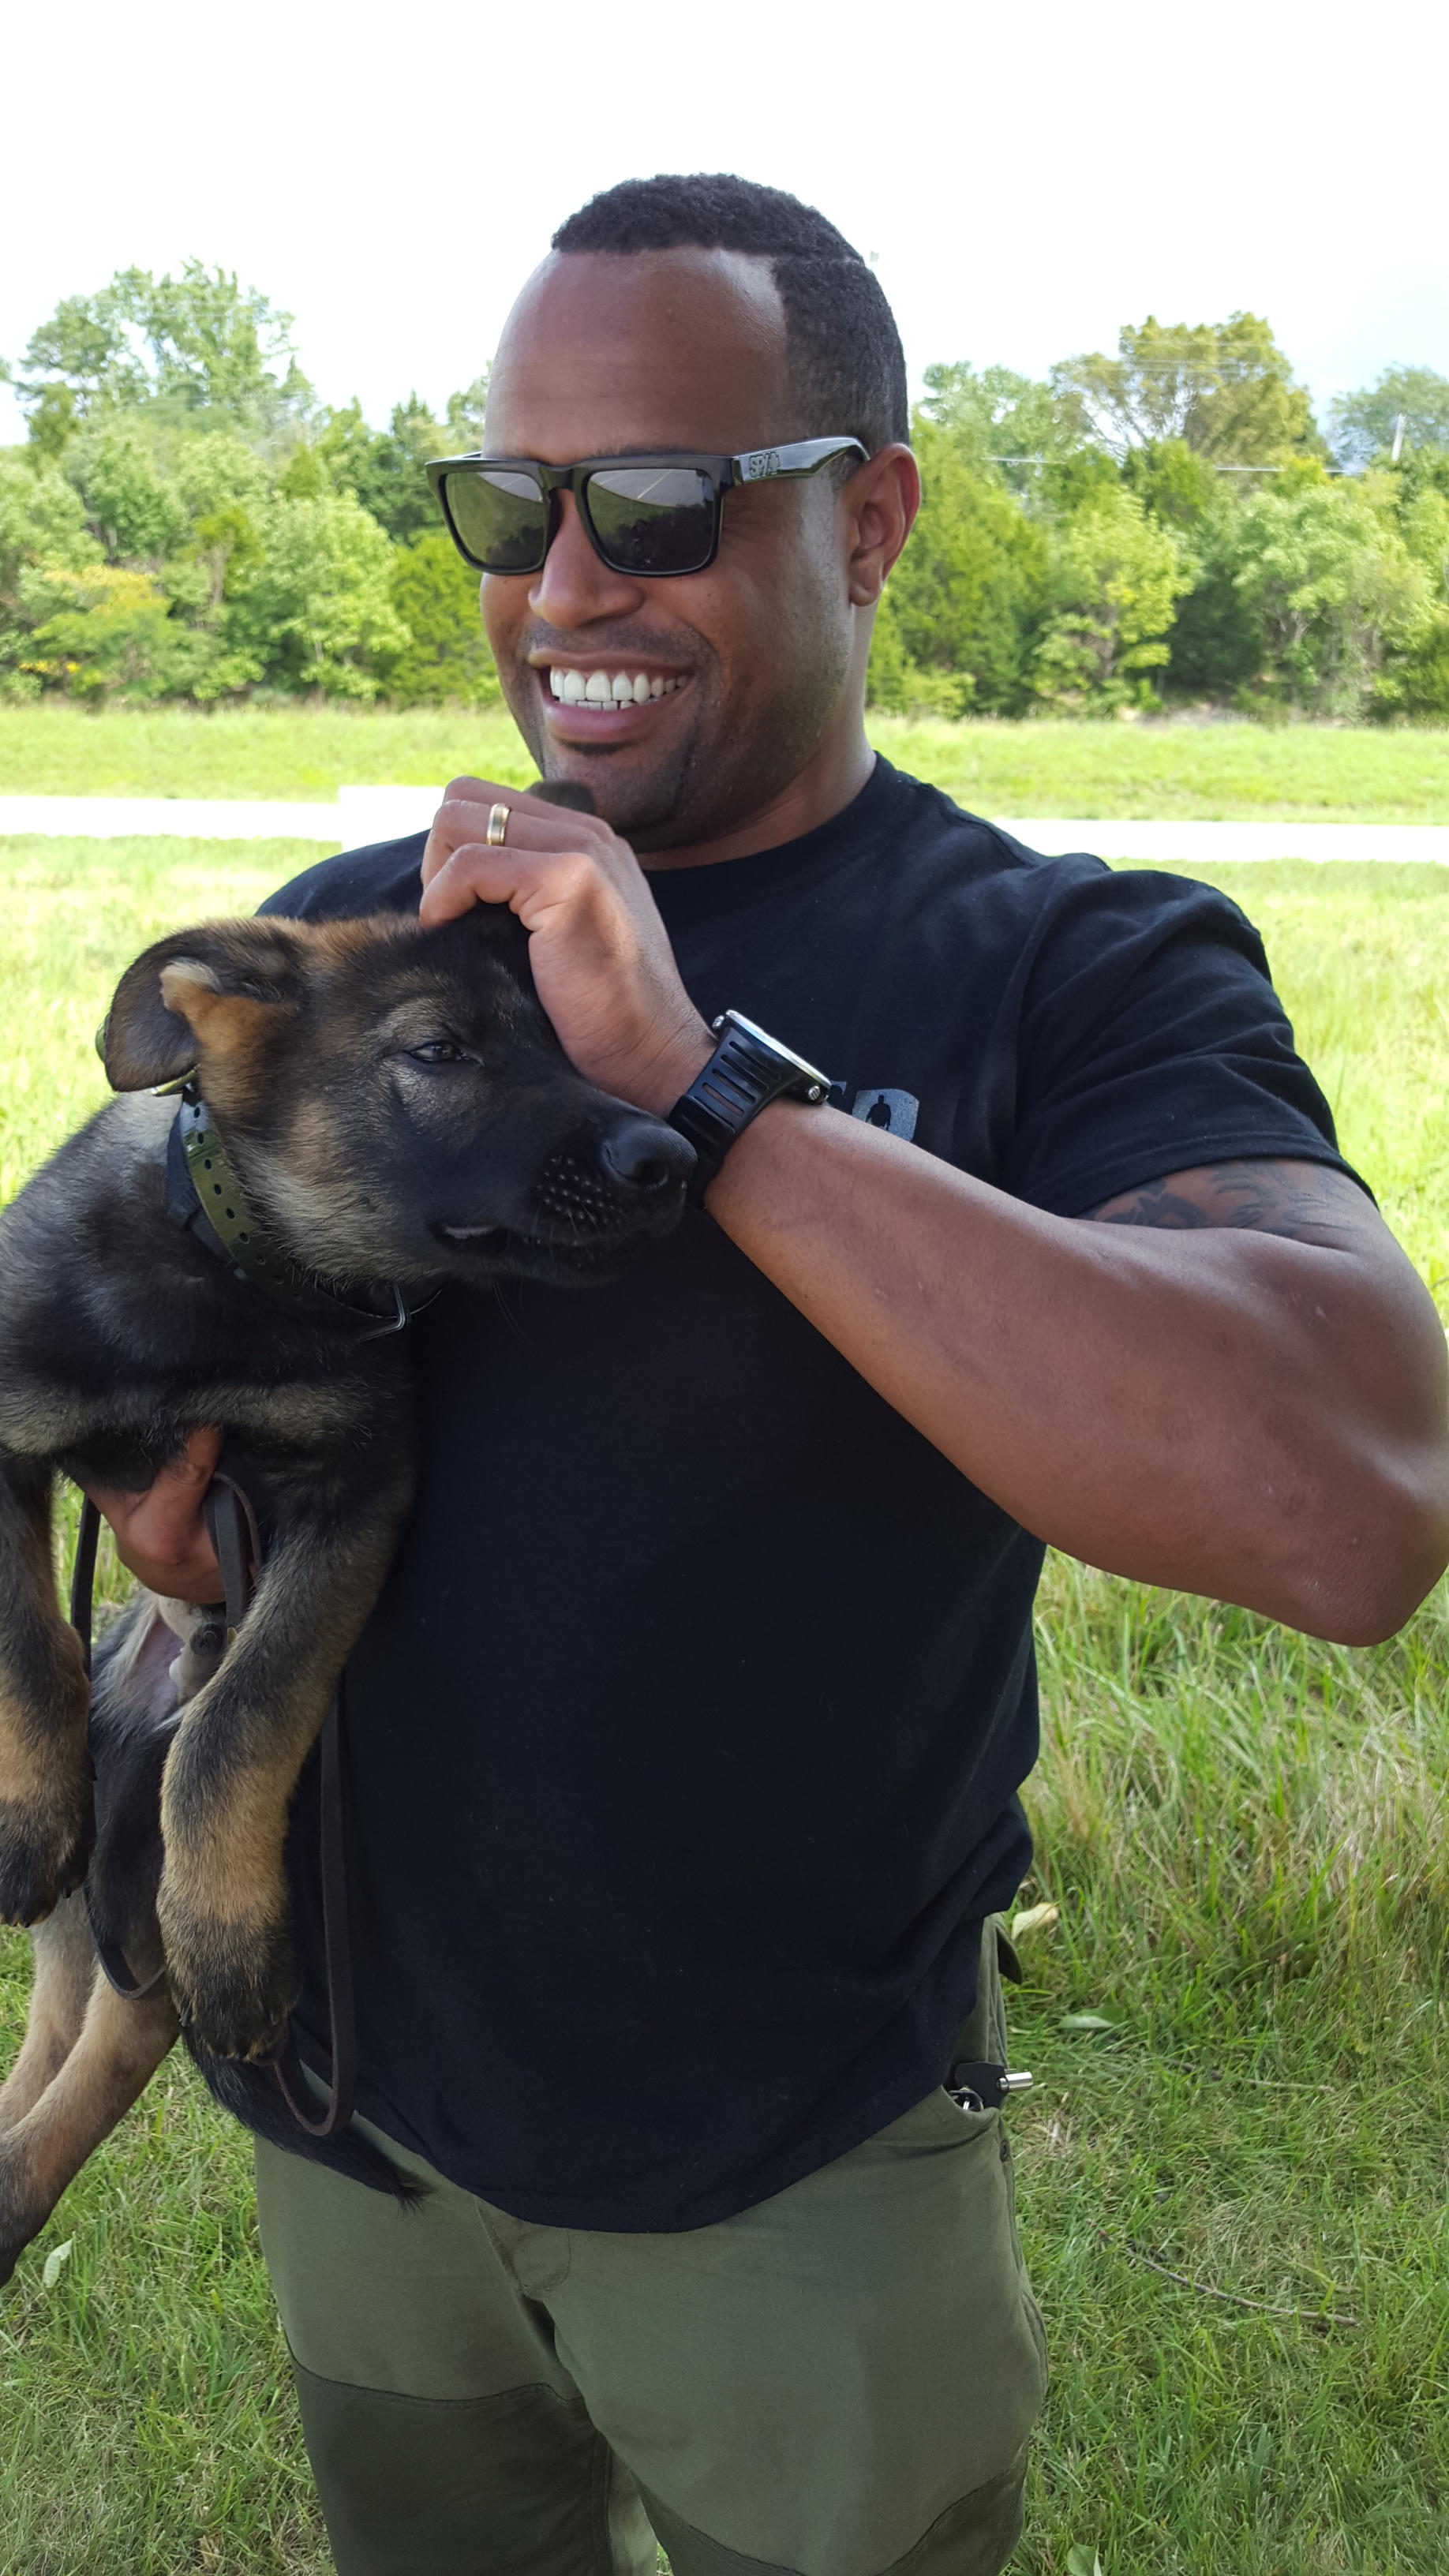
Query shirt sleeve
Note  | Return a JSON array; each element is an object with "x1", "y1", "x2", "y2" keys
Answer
[
  {"x1": 995, "y1": 865, "x2": 1366, "y2": 1219},
  {"x1": 256, "y1": 833, "x2": 429, "y2": 924}
]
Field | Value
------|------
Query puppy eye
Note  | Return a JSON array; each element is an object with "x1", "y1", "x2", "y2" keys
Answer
[{"x1": 408, "y1": 1039, "x2": 468, "y2": 1065}]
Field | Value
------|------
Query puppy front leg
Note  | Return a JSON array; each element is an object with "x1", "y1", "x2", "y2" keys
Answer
[
  {"x1": 156, "y1": 1491, "x2": 406, "y2": 2062},
  {"x1": 0, "y1": 1452, "x2": 92, "y2": 1926}
]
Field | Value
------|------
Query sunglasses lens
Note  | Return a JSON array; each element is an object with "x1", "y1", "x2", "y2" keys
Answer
[
  {"x1": 586, "y1": 466, "x2": 715, "y2": 574},
  {"x1": 443, "y1": 468, "x2": 548, "y2": 571}
]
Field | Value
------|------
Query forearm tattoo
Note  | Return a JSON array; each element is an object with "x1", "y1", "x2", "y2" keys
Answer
[{"x1": 1090, "y1": 1159, "x2": 1367, "y2": 1244}]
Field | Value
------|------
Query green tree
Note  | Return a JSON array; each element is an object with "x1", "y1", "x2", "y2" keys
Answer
[
  {"x1": 22, "y1": 564, "x2": 208, "y2": 702},
  {"x1": 1388, "y1": 476, "x2": 1449, "y2": 717},
  {"x1": 1161, "y1": 501, "x2": 1262, "y2": 701},
  {"x1": 442, "y1": 372, "x2": 490, "y2": 451},
  {"x1": 0, "y1": 453, "x2": 99, "y2": 695},
  {"x1": 1121, "y1": 436, "x2": 1220, "y2": 533},
  {"x1": 382, "y1": 530, "x2": 500, "y2": 707},
  {"x1": 2, "y1": 269, "x2": 154, "y2": 434},
  {"x1": 918, "y1": 362, "x2": 1080, "y2": 499},
  {"x1": 4, "y1": 263, "x2": 313, "y2": 451},
  {"x1": 168, "y1": 430, "x2": 273, "y2": 609},
  {"x1": 1228, "y1": 470, "x2": 1432, "y2": 715},
  {"x1": 1327, "y1": 366, "x2": 1449, "y2": 470},
  {"x1": 1032, "y1": 486, "x2": 1189, "y2": 711},
  {"x1": 870, "y1": 417, "x2": 1047, "y2": 715},
  {"x1": 66, "y1": 416, "x2": 189, "y2": 562},
  {"x1": 304, "y1": 396, "x2": 447, "y2": 544},
  {"x1": 222, "y1": 491, "x2": 407, "y2": 698},
  {"x1": 142, "y1": 262, "x2": 313, "y2": 432},
  {"x1": 1052, "y1": 314, "x2": 1324, "y2": 466}
]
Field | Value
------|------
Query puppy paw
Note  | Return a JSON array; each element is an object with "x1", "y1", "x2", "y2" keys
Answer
[
  {"x1": 0, "y1": 2137, "x2": 56, "y2": 2287},
  {"x1": 0, "y1": 1786, "x2": 94, "y2": 1927},
  {"x1": 157, "y1": 1881, "x2": 300, "y2": 2064}
]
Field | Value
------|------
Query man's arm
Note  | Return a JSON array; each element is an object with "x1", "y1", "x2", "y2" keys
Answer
[
  {"x1": 410, "y1": 776, "x2": 1449, "y2": 1647},
  {"x1": 704, "y1": 1118, "x2": 1449, "y2": 1645}
]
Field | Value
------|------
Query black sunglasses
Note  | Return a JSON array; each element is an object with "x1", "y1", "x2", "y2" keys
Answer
[{"x1": 425, "y1": 436, "x2": 868, "y2": 579}]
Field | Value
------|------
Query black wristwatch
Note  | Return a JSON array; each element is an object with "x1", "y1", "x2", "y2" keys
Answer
[{"x1": 668, "y1": 1012, "x2": 833, "y2": 1203}]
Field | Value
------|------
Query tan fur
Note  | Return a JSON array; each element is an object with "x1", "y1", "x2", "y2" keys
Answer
[
  {"x1": 165, "y1": 986, "x2": 282, "y2": 1120},
  {"x1": 0, "y1": 1971, "x2": 178, "y2": 2269},
  {"x1": 0, "y1": 1661, "x2": 88, "y2": 1820},
  {"x1": 0, "y1": 1728, "x2": 57, "y2": 1809},
  {"x1": 254, "y1": 1094, "x2": 391, "y2": 1286},
  {"x1": 155, "y1": 1505, "x2": 406, "y2": 2056},
  {"x1": 0, "y1": 1898, "x2": 98, "y2": 2135},
  {"x1": 0, "y1": 1497, "x2": 90, "y2": 1840},
  {"x1": 159, "y1": 1766, "x2": 291, "y2": 1930}
]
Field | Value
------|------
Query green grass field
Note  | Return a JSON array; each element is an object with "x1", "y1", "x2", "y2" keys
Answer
[
  {"x1": 3, "y1": 702, "x2": 1449, "y2": 820},
  {"x1": 1, "y1": 834, "x2": 1447, "y2": 2574}
]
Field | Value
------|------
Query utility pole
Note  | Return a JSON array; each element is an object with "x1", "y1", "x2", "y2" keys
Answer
[{"x1": 1391, "y1": 412, "x2": 1407, "y2": 463}]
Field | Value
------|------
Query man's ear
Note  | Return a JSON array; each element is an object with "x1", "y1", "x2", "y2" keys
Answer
[
  {"x1": 99, "y1": 919, "x2": 310, "y2": 1091},
  {"x1": 845, "y1": 444, "x2": 921, "y2": 605}
]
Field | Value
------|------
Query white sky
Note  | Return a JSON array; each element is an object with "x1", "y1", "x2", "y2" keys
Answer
[{"x1": 2, "y1": 0, "x2": 1445, "y2": 447}]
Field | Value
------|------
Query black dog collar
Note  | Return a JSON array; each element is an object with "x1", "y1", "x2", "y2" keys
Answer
[{"x1": 164, "y1": 1091, "x2": 432, "y2": 1339}]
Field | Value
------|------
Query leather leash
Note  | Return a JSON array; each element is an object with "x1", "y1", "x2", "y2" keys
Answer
[{"x1": 69, "y1": 1483, "x2": 356, "y2": 2139}]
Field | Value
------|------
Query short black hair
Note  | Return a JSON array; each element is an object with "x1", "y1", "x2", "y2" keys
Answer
[{"x1": 551, "y1": 174, "x2": 908, "y2": 455}]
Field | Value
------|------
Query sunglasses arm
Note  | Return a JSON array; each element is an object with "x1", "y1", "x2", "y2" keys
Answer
[{"x1": 728, "y1": 437, "x2": 868, "y2": 485}]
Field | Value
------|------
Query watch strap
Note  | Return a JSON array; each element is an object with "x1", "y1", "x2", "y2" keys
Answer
[{"x1": 668, "y1": 1014, "x2": 831, "y2": 1203}]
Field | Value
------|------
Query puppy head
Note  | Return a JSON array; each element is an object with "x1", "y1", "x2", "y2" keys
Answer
[{"x1": 102, "y1": 909, "x2": 693, "y2": 1290}]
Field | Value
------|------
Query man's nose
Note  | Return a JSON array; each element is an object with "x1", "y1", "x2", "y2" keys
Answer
[{"x1": 527, "y1": 489, "x2": 645, "y2": 630}]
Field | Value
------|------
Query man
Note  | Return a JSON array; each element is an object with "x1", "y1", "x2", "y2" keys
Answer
[{"x1": 93, "y1": 176, "x2": 1449, "y2": 2576}]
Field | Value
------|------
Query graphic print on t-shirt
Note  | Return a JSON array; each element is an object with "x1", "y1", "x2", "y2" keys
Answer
[{"x1": 849, "y1": 1087, "x2": 920, "y2": 1140}]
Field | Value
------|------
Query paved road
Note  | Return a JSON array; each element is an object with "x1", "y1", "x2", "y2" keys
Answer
[{"x1": 1, "y1": 790, "x2": 1447, "y2": 865}]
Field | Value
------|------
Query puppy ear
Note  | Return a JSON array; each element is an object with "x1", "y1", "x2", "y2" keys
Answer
[{"x1": 99, "y1": 919, "x2": 309, "y2": 1091}]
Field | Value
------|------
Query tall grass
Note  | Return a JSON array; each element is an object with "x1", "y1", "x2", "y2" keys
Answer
[{"x1": 0, "y1": 833, "x2": 1446, "y2": 2572}]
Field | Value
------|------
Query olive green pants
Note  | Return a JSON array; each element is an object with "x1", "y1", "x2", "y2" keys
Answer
[{"x1": 254, "y1": 1926, "x2": 1046, "y2": 2576}]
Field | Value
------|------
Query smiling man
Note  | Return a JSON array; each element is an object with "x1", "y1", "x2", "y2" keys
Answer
[{"x1": 92, "y1": 176, "x2": 1449, "y2": 2576}]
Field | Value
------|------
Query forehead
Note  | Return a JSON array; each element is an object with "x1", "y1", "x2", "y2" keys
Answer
[{"x1": 485, "y1": 249, "x2": 799, "y2": 461}]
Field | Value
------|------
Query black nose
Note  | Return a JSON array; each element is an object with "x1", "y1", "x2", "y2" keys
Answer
[{"x1": 598, "y1": 1115, "x2": 695, "y2": 1198}]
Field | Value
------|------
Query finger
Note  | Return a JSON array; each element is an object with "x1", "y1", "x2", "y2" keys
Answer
[
  {"x1": 440, "y1": 775, "x2": 601, "y2": 820},
  {"x1": 121, "y1": 1429, "x2": 225, "y2": 1556},
  {"x1": 421, "y1": 786, "x2": 601, "y2": 888},
  {"x1": 79, "y1": 1426, "x2": 221, "y2": 1526},
  {"x1": 169, "y1": 1425, "x2": 225, "y2": 1484},
  {"x1": 80, "y1": 1492, "x2": 225, "y2": 1602},
  {"x1": 417, "y1": 841, "x2": 594, "y2": 930},
  {"x1": 117, "y1": 1533, "x2": 226, "y2": 1605}
]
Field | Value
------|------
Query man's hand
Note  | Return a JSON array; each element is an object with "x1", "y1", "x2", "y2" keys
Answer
[
  {"x1": 419, "y1": 777, "x2": 713, "y2": 1114},
  {"x1": 82, "y1": 1425, "x2": 225, "y2": 1604}
]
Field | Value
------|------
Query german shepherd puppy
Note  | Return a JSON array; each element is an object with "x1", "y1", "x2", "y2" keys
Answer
[{"x1": 0, "y1": 899, "x2": 692, "y2": 2280}]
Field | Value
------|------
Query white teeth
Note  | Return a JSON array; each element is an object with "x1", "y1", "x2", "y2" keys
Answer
[{"x1": 547, "y1": 666, "x2": 686, "y2": 706}]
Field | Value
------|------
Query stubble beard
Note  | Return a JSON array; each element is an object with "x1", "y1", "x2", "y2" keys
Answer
[{"x1": 505, "y1": 651, "x2": 846, "y2": 857}]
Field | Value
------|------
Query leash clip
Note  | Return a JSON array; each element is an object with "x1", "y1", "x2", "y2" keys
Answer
[{"x1": 945, "y1": 2061, "x2": 1034, "y2": 2111}]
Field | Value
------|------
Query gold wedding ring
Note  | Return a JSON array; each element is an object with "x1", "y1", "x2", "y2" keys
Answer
[{"x1": 485, "y1": 803, "x2": 510, "y2": 848}]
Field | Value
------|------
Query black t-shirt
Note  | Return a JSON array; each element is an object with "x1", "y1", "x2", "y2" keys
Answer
[{"x1": 263, "y1": 757, "x2": 1350, "y2": 2230}]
